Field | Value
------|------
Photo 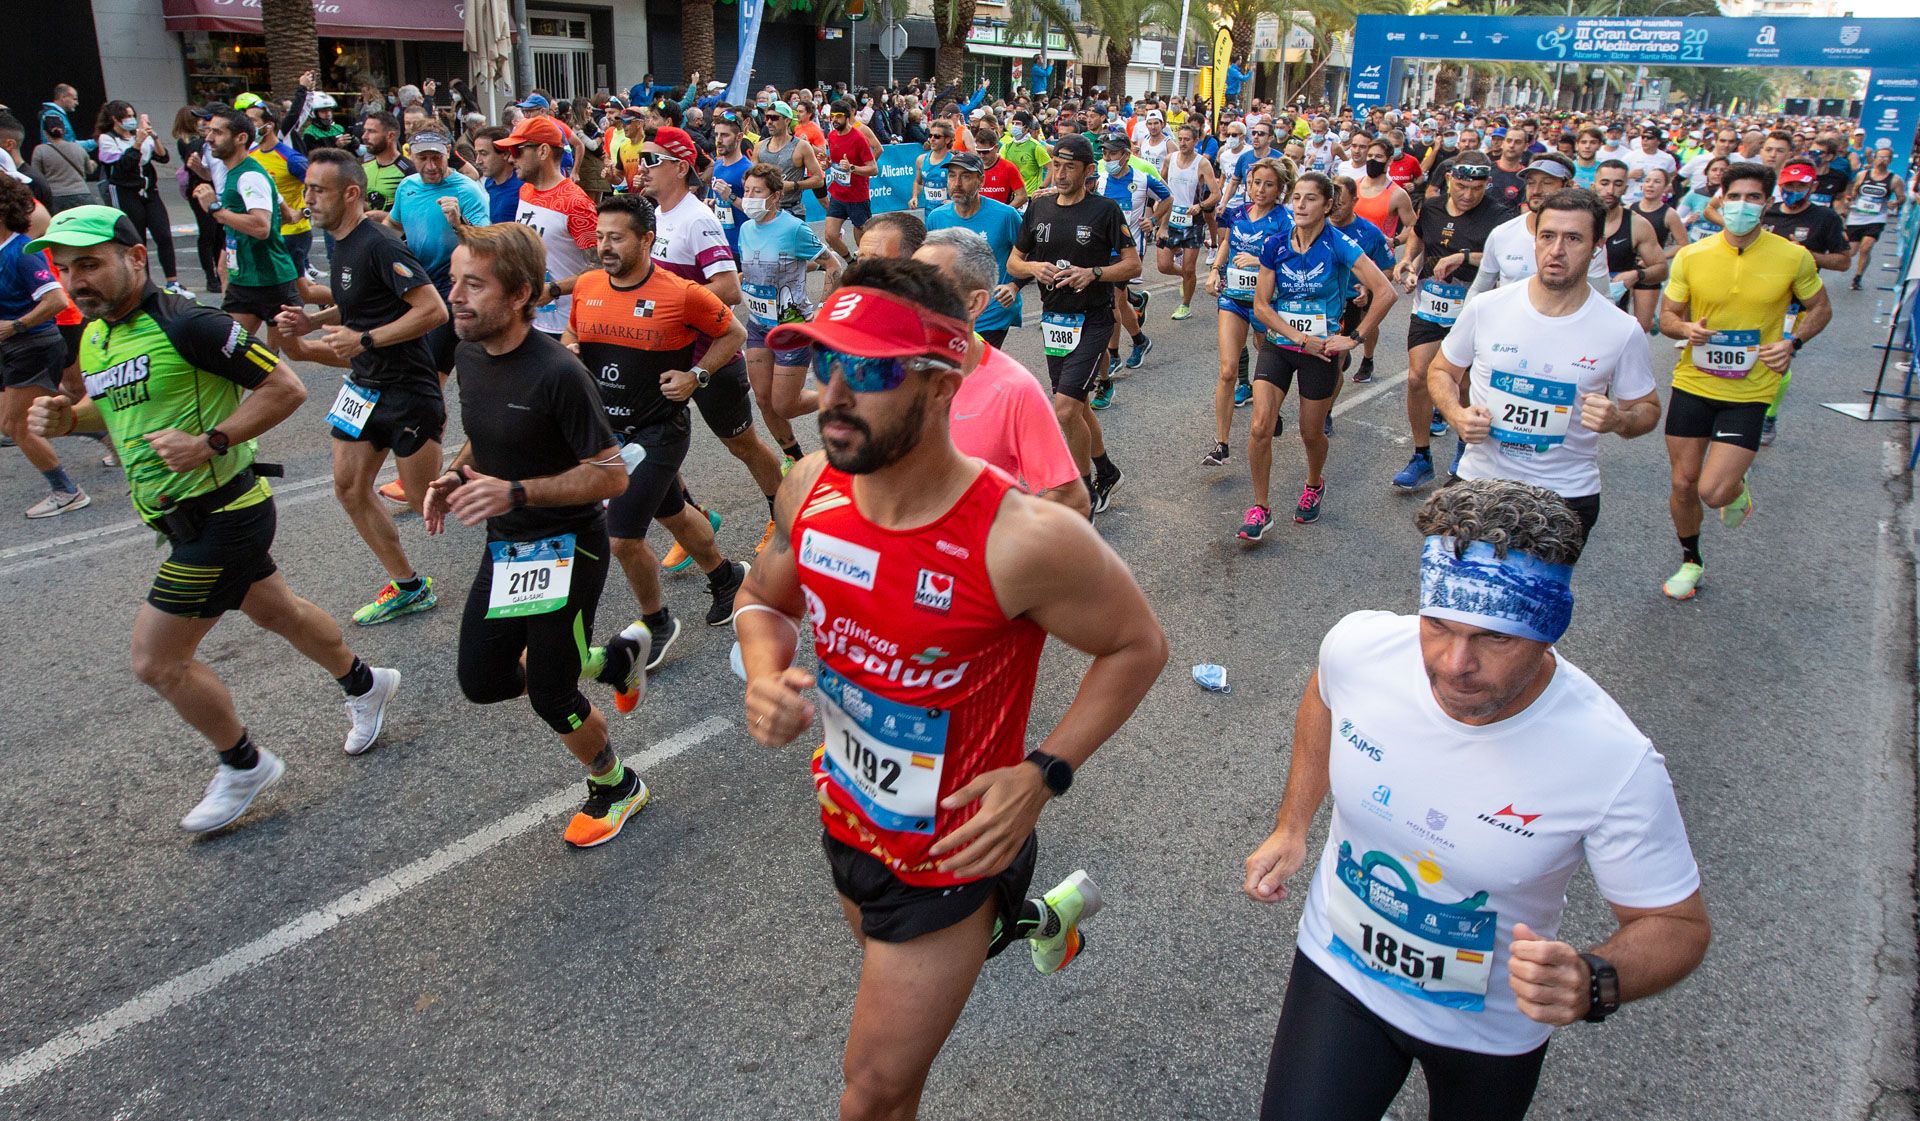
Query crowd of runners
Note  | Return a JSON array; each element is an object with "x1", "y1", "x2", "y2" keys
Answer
[{"x1": 3, "y1": 64, "x2": 1911, "y2": 1120}]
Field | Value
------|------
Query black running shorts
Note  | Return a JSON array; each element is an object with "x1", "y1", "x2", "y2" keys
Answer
[
  {"x1": 824, "y1": 829, "x2": 1036, "y2": 955},
  {"x1": 329, "y1": 382, "x2": 446, "y2": 457},
  {"x1": 605, "y1": 430, "x2": 691, "y2": 539},
  {"x1": 1255, "y1": 345, "x2": 1341, "y2": 401},
  {"x1": 1043, "y1": 306, "x2": 1114, "y2": 402},
  {"x1": 146, "y1": 499, "x2": 279, "y2": 618},
  {"x1": 691, "y1": 355, "x2": 756, "y2": 440},
  {"x1": 1664, "y1": 385, "x2": 1766, "y2": 452}
]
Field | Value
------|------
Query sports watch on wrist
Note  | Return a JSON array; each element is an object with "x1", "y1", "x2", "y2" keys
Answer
[
  {"x1": 508, "y1": 480, "x2": 528, "y2": 509},
  {"x1": 1791, "y1": 336, "x2": 1805, "y2": 352},
  {"x1": 691, "y1": 365, "x2": 712, "y2": 389},
  {"x1": 205, "y1": 428, "x2": 231, "y2": 456},
  {"x1": 1580, "y1": 952, "x2": 1620, "y2": 1023},
  {"x1": 1024, "y1": 750, "x2": 1073, "y2": 797},
  {"x1": 360, "y1": 331, "x2": 377, "y2": 353}
]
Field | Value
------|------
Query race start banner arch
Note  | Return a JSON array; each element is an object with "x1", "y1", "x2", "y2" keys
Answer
[{"x1": 1347, "y1": 15, "x2": 1920, "y2": 174}]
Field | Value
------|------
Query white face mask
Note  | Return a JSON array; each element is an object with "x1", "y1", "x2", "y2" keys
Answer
[
  {"x1": 1009, "y1": 124, "x2": 1026, "y2": 140},
  {"x1": 1104, "y1": 159, "x2": 1124, "y2": 174},
  {"x1": 1225, "y1": 136, "x2": 1244, "y2": 150},
  {"x1": 741, "y1": 196, "x2": 769, "y2": 218}
]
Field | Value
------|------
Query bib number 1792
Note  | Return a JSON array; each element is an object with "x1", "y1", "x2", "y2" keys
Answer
[{"x1": 838, "y1": 728, "x2": 902, "y2": 795}]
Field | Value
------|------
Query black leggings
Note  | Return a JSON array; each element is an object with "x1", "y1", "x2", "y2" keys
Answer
[
  {"x1": 457, "y1": 523, "x2": 610, "y2": 735},
  {"x1": 1260, "y1": 950, "x2": 1549, "y2": 1121},
  {"x1": 186, "y1": 186, "x2": 223, "y2": 289},
  {"x1": 105, "y1": 184, "x2": 178, "y2": 279}
]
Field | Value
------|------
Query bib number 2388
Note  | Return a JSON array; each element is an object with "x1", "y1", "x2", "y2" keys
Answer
[
  {"x1": 1042, "y1": 312, "x2": 1087, "y2": 358},
  {"x1": 486, "y1": 533, "x2": 576, "y2": 618}
]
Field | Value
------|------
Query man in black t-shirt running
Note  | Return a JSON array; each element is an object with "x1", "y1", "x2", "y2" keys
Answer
[
  {"x1": 424, "y1": 223, "x2": 652, "y2": 850},
  {"x1": 276, "y1": 148, "x2": 448, "y2": 628},
  {"x1": 1009, "y1": 135, "x2": 1142, "y2": 517}
]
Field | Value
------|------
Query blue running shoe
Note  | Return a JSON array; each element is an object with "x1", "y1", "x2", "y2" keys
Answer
[
  {"x1": 1391, "y1": 453, "x2": 1435, "y2": 491},
  {"x1": 1429, "y1": 409, "x2": 1448, "y2": 438},
  {"x1": 1091, "y1": 379, "x2": 1115, "y2": 411},
  {"x1": 1233, "y1": 380, "x2": 1253, "y2": 408},
  {"x1": 1126, "y1": 337, "x2": 1153, "y2": 369}
]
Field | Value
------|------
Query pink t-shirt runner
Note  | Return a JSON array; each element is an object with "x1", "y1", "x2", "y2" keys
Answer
[{"x1": 950, "y1": 344, "x2": 1080, "y2": 496}]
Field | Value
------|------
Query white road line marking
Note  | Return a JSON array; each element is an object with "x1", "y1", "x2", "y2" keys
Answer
[
  {"x1": 0, "y1": 714, "x2": 735, "y2": 1095},
  {"x1": 0, "y1": 474, "x2": 342, "y2": 562},
  {"x1": 1331, "y1": 367, "x2": 1412, "y2": 416}
]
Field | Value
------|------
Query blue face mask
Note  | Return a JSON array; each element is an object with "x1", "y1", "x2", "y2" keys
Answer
[
  {"x1": 121, "y1": 118, "x2": 139, "y2": 132},
  {"x1": 1780, "y1": 188, "x2": 1810, "y2": 206}
]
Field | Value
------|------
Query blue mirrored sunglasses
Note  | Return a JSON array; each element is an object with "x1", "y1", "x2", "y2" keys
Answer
[{"x1": 811, "y1": 347, "x2": 958, "y2": 392}]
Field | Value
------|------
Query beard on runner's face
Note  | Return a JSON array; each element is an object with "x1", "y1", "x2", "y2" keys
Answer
[{"x1": 818, "y1": 388, "x2": 928, "y2": 474}]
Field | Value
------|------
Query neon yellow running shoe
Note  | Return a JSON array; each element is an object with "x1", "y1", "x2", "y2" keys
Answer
[
  {"x1": 1719, "y1": 479, "x2": 1753, "y2": 529},
  {"x1": 353, "y1": 577, "x2": 437, "y2": 625},
  {"x1": 1030, "y1": 869, "x2": 1103, "y2": 975},
  {"x1": 1663, "y1": 562, "x2": 1705, "y2": 601}
]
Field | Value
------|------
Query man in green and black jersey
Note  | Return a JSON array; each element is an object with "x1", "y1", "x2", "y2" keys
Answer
[
  {"x1": 190, "y1": 107, "x2": 298, "y2": 351},
  {"x1": 26, "y1": 206, "x2": 400, "y2": 835}
]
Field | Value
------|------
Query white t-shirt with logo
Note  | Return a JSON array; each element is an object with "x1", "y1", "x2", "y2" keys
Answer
[
  {"x1": 1622, "y1": 147, "x2": 1678, "y2": 204},
  {"x1": 1441, "y1": 280, "x2": 1656, "y2": 498},
  {"x1": 1296, "y1": 611, "x2": 1700, "y2": 1056}
]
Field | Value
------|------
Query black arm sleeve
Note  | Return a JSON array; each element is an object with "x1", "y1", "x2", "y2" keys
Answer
[{"x1": 163, "y1": 303, "x2": 277, "y2": 391}]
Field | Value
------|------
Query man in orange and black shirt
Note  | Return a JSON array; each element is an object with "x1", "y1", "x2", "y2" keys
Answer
[{"x1": 565, "y1": 194, "x2": 749, "y2": 661}]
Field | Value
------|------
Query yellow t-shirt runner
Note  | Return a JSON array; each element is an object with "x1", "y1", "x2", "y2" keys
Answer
[{"x1": 1663, "y1": 229, "x2": 1821, "y2": 405}]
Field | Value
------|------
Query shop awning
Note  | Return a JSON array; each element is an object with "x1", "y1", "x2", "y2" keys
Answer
[
  {"x1": 162, "y1": 0, "x2": 465, "y2": 43},
  {"x1": 967, "y1": 43, "x2": 1076, "y2": 61}
]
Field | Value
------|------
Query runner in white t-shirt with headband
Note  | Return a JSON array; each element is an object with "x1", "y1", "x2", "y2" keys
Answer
[
  {"x1": 1432, "y1": 188, "x2": 1661, "y2": 537},
  {"x1": 1244, "y1": 478, "x2": 1710, "y2": 1121}
]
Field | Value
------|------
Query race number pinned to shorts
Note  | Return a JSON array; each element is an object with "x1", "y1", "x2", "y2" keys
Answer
[
  {"x1": 1169, "y1": 204, "x2": 1193, "y2": 229},
  {"x1": 1414, "y1": 280, "x2": 1466, "y2": 326},
  {"x1": 326, "y1": 379, "x2": 380, "y2": 438},
  {"x1": 1486, "y1": 369, "x2": 1576, "y2": 450},
  {"x1": 744, "y1": 282, "x2": 782, "y2": 326},
  {"x1": 1325, "y1": 841, "x2": 1497, "y2": 1011},
  {"x1": 1696, "y1": 329, "x2": 1759, "y2": 378},
  {"x1": 1225, "y1": 265, "x2": 1260, "y2": 302},
  {"x1": 485, "y1": 533, "x2": 576, "y2": 619},
  {"x1": 1275, "y1": 299, "x2": 1329, "y2": 344},
  {"x1": 817, "y1": 665, "x2": 948, "y2": 835},
  {"x1": 1041, "y1": 312, "x2": 1087, "y2": 358}
]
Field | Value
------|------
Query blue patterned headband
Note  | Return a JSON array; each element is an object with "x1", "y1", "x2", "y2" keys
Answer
[{"x1": 1418, "y1": 535, "x2": 1574, "y2": 644}]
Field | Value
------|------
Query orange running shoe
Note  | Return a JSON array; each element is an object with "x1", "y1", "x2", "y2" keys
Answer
[
  {"x1": 378, "y1": 479, "x2": 407, "y2": 504},
  {"x1": 755, "y1": 518, "x2": 777, "y2": 555},
  {"x1": 563, "y1": 769, "x2": 650, "y2": 848}
]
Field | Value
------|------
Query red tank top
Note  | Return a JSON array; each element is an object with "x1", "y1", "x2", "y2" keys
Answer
[
  {"x1": 795, "y1": 462, "x2": 1046, "y2": 887},
  {"x1": 1353, "y1": 181, "x2": 1399, "y2": 240}
]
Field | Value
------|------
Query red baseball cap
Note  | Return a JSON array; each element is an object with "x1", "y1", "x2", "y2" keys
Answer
[
  {"x1": 494, "y1": 115, "x2": 568, "y2": 150},
  {"x1": 646, "y1": 126, "x2": 710, "y2": 171},
  {"x1": 767, "y1": 288, "x2": 970, "y2": 364},
  {"x1": 1779, "y1": 162, "x2": 1817, "y2": 185}
]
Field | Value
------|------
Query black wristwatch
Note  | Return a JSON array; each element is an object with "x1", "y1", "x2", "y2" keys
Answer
[
  {"x1": 360, "y1": 330, "x2": 377, "y2": 353},
  {"x1": 205, "y1": 428, "x2": 231, "y2": 457},
  {"x1": 1791, "y1": 336, "x2": 1805, "y2": 352},
  {"x1": 508, "y1": 480, "x2": 528, "y2": 509},
  {"x1": 1580, "y1": 952, "x2": 1620, "y2": 1023},
  {"x1": 1024, "y1": 750, "x2": 1073, "y2": 797}
]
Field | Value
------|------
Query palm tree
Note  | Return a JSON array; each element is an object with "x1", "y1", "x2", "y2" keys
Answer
[
  {"x1": 261, "y1": 0, "x2": 319, "y2": 102},
  {"x1": 683, "y1": 0, "x2": 719, "y2": 84}
]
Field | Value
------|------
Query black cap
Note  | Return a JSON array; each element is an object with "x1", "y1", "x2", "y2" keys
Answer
[
  {"x1": 946, "y1": 151, "x2": 984, "y2": 173},
  {"x1": 1101, "y1": 131, "x2": 1132, "y2": 151},
  {"x1": 1054, "y1": 135, "x2": 1097, "y2": 164}
]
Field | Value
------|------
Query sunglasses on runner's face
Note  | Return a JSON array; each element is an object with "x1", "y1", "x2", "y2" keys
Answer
[{"x1": 812, "y1": 348, "x2": 958, "y2": 392}]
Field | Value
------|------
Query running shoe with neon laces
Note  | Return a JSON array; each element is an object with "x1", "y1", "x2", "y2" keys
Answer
[
  {"x1": 1171, "y1": 303, "x2": 1192, "y2": 321},
  {"x1": 1352, "y1": 356, "x2": 1375, "y2": 383},
  {"x1": 1429, "y1": 409, "x2": 1449, "y2": 438},
  {"x1": 1720, "y1": 479, "x2": 1754, "y2": 529},
  {"x1": 25, "y1": 489, "x2": 89, "y2": 519},
  {"x1": 1233, "y1": 380, "x2": 1253, "y2": 407},
  {"x1": 706, "y1": 560, "x2": 748, "y2": 627},
  {"x1": 1391, "y1": 453, "x2": 1435, "y2": 491},
  {"x1": 1030, "y1": 869, "x2": 1104, "y2": 975},
  {"x1": 1091, "y1": 379, "x2": 1115, "y2": 410},
  {"x1": 1663, "y1": 561, "x2": 1705, "y2": 600},
  {"x1": 377, "y1": 478, "x2": 407, "y2": 504},
  {"x1": 662, "y1": 506, "x2": 721, "y2": 572},
  {"x1": 755, "y1": 518, "x2": 777, "y2": 555},
  {"x1": 342, "y1": 667, "x2": 401, "y2": 755},
  {"x1": 352, "y1": 577, "x2": 437, "y2": 625},
  {"x1": 1238, "y1": 505, "x2": 1272, "y2": 541},
  {"x1": 180, "y1": 749, "x2": 285, "y2": 833},
  {"x1": 1295, "y1": 482, "x2": 1324, "y2": 524},
  {"x1": 598, "y1": 621, "x2": 652, "y2": 713},
  {"x1": 1202, "y1": 442, "x2": 1230, "y2": 466},
  {"x1": 563, "y1": 768, "x2": 650, "y2": 848},
  {"x1": 1126, "y1": 337, "x2": 1153, "y2": 369}
]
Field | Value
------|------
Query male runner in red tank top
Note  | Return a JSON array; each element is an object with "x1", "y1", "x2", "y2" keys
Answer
[{"x1": 735, "y1": 257, "x2": 1167, "y2": 1121}]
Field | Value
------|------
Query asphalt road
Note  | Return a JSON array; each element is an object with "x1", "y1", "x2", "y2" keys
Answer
[{"x1": 1, "y1": 237, "x2": 1915, "y2": 1121}]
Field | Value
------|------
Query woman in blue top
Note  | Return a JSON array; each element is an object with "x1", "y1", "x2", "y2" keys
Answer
[
  {"x1": 1205, "y1": 158, "x2": 1292, "y2": 469},
  {"x1": 1677, "y1": 155, "x2": 1727, "y2": 243},
  {"x1": 1244, "y1": 172, "x2": 1396, "y2": 540},
  {"x1": 738, "y1": 164, "x2": 842, "y2": 454}
]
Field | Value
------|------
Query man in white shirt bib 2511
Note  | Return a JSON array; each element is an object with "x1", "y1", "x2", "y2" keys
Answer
[{"x1": 1244, "y1": 479, "x2": 1710, "y2": 1121}]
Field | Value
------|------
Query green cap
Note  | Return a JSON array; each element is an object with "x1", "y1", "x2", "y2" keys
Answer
[
  {"x1": 771, "y1": 100, "x2": 797, "y2": 121},
  {"x1": 234, "y1": 91, "x2": 263, "y2": 111},
  {"x1": 25, "y1": 205, "x2": 144, "y2": 254}
]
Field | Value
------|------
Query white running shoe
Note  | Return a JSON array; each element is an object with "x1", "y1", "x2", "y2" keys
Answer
[
  {"x1": 181, "y1": 749, "x2": 286, "y2": 832},
  {"x1": 343, "y1": 667, "x2": 400, "y2": 755},
  {"x1": 25, "y1": 489, "x2": 89, "y2": 519}
]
